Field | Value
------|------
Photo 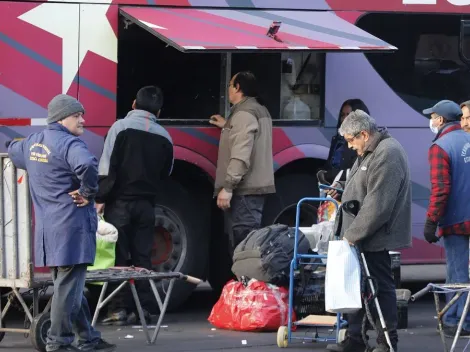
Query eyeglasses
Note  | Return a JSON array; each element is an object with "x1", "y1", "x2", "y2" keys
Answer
[{"x1": 344, "y1": 132, "x2": 361, "y2": 144}]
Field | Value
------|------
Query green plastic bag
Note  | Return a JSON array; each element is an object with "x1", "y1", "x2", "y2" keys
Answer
[{"x1": 88, "y1": 215, "x2": 118, "y2": 286}]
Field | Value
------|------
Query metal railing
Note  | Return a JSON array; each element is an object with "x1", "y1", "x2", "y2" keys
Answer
[{"x1": 0, "y1": 154, "x2": 33, "y2": 288}]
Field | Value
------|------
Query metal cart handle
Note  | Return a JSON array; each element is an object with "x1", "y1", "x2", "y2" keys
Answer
[
  {"x1": 183, "y1": 275, "x2": 202, "y2": 285},
  {"x1": 410, "y1": 284, "x2": 433, "y2": 302},
  {"x1": 319, "y1": 184, "x2": 344, "y2": 193}
]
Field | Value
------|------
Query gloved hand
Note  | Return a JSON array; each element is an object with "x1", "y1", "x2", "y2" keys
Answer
[{"x1": 424, "y1": 218, "x2": 439, "y2": 243}]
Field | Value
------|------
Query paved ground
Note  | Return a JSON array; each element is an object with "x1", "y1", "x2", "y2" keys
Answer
[{"x1": 1, "y1": 282, "x2": 469, "y2": 351}]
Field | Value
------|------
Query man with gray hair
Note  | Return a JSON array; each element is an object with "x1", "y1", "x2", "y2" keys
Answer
[{"x1": 326, "y1": 110, "x2": 412, "y2": 352}]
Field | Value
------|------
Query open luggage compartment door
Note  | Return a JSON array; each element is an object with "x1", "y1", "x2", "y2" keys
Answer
[{"x1": 119, "y1": 7, "x2": 397, "y2": 53}]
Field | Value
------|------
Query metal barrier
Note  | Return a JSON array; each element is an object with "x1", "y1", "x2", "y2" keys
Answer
[
  {"x1": 0, "y1": 155, "x2": 41, "y2": 347},
  {"x1": 411, "y1": 283, "x2": 470, "y2": 352},
  {"x1": 0, "y1": 154, "x2": 33, "y2": 288}
]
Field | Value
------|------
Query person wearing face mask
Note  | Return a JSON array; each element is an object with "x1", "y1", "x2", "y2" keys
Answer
[
  {"x1": 325, "y1": 110, "x2": 411, "y2": 352},
  {"x1": 422, "y1": 100, "x2": 470, "y2": 337},
  {"x1": 6, "y1": 94, "x2": 116, "y2": 352},
  {"x1": 317, "y1": 99, "x2": 370, "y2": 185}
]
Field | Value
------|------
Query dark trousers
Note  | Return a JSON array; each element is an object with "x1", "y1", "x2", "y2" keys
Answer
[
  {"x1": 47, "y1": 264, "x2": 100, "y2": 351},
  {"x1": 104, "y1": 199, "x2": 155, "y2": 313},
  {"x1": 442, "y1": 234, "x2": 470, "y2": 330},
  {"x1": 226, "y1": 195, "x2": 266, "y2": 253},
  {"x1": 348, "y1": 250, "x2": 398, "y2": 348}
]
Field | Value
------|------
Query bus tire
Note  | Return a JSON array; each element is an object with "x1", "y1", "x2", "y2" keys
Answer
[
  {"x1": 150, "y1": 180, "x2": 210, "y2": 312},
  {"x1": 207, "y1": 203, "x2": 235, "y2": 297}
]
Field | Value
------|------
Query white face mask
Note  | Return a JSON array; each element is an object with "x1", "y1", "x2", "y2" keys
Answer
[{"x1": 429, "y1": 118, "x2": 439, "y2": 134}]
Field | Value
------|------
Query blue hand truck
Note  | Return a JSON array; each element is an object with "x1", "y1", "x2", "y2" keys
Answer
[{"x1": 276, "y1": 194, "x2": 348, "y2": 348}]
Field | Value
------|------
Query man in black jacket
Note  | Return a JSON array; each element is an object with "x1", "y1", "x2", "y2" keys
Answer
[
  {"x1": 318, "y1": 99, "x2": 370, "y2": 185},
  {"x1": 96, "y1": 86, "x2": 174, "y2": 325}
]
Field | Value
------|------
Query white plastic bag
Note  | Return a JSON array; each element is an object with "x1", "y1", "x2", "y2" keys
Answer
[
  {"x1": 96, "y1": 216, "x2": 118, "y2": 243},
  {"x1": 301, "y1": 221, "x2": 335, "y2": 260},
  {"x1": 88, "y1": 216, "x2": 118, "y2": 274},
  {"x1": 325, "y1": 240, "x2": 362, "y2": 314}
]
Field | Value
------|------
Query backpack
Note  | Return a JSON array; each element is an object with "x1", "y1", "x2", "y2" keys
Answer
[{"x1": 231, "y1": 224, "x2": 311, "y2": 287}]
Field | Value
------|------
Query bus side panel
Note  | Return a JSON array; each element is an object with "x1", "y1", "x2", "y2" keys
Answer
[
  {"x1": 0, "y1": 1, "x2": 80, "y2": 115},
  {"x1": 77, "y1": 3, "x2": 118, "y2": 128},
  {"x1": 325, "y1": 52, "x2": 444, "y2": 264}
]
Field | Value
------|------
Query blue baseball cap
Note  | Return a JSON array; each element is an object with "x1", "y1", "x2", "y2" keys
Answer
[{"x1": 422, "y1": 100, "x2": 462, "y2": 121}]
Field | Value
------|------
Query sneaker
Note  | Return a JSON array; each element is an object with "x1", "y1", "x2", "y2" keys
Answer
[
  {"x1": 47, "y1": 346, "x2": 81, "y2": 352},
  {"x1": 100, "y1": 309, "x2": 127, "y2": 326},
  {"x1": 438, "y1": 324, "x2": 470, "y2": 338},
  {"x1": 125, "y1": 310, "x2": 152, "y2": 325},
  {"x1": 93, "y1": 339, "x2": 117, "y2": 352},
  {"x1": 326, "y1": 343, "x2": 345, "y2": 351},
  {"x1": 77, "y1": 338, "x2": 117, "y2": 352},
  {"x1": 372, "y1": 344, "x2": 397, "y2": 352}
]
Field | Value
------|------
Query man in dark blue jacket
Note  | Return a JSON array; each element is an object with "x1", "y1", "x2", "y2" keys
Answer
[
  {"x1": 8, "y1": 94, "x2": 115, "y2": 352},
  {"x1": 422, "y1": 100, "x2": 470, "y2": 337}
]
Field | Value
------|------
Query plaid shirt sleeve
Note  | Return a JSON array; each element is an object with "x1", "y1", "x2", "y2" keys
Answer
[{"x1": 427, "y1": 144, "x2": 451, "y2": 222}]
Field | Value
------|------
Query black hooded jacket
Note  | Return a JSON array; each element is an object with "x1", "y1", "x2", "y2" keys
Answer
[
  {"x1": 323, "y1": 117, "x2": 358, "y2": 184},
  {"x1": 321, "y1": 99, "x2": 370, "y2": 184}
]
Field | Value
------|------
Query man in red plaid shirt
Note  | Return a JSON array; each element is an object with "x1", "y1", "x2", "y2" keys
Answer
[{"x1": 422, "y1": 100, "x2": 470, "y2": 337}]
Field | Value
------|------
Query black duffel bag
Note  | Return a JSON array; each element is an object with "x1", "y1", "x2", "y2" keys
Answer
[{"x1": 231, "y1": 224, "x2": 311, "y2": 287}]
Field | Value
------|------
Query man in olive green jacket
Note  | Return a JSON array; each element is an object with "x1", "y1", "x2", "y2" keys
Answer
[{"x1": 210, "y1": 71, "x2": 275, "y2": 251}]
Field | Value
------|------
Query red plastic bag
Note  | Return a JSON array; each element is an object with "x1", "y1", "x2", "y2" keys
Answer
[{"x1": 208, "y1": 279, "x2": 296, "y2": 332}]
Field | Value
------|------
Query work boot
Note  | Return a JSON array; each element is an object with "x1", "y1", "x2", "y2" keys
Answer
[
  {"x1": 126, "y1": 309, "x2": 152, "y2": 325},
  {"x1": 100, "y1": 309, "x2": 127, "y2": 326}
]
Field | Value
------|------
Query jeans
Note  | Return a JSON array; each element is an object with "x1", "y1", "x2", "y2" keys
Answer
[
  {"x1": 104, "y1": 199, "x2": 155, "y2": 313},
  {"x1": 347, "y1": 250, "x2": 398, "y2": 348},
  {"x1": 226, "y1": 195, "x2": 266, "y2": 253},
  {"x1": 443, "y1": 234, "x2": 470, "y2": 330},
  {"x1": 47, "y1": 264, "x2": 100, "y2": 351}
]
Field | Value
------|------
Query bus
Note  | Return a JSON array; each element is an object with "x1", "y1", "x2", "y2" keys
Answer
[{"x1": 1, "y1": 0, "x2": 470, "y2": 310}]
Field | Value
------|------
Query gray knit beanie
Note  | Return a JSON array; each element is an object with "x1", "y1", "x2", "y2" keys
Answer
[{"x1": 47, "y1": 94, "x2": 85, "y2": 124}]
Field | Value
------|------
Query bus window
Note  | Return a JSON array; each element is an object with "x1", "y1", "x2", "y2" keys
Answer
[
  {"x1": 460, "y1": 19, "x2": 470, "y2": 63},
  {"x1": 117, "y1": 17, "x2": 324, "y2": 123},
  {"x1": 117, "y1": 19, "x2": 221, "y2": 121},
  {"x1": 357, "y1": 14, "x2": 470, "y2": 114},
  {"x1": 231, "y1": 52, "x2": 324, "y2": 121}
]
